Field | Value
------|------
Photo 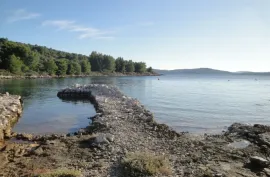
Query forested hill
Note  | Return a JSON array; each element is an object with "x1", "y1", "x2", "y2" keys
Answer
[{"x1": 0, "y1": 38, "x2": 153, "y2": 76}]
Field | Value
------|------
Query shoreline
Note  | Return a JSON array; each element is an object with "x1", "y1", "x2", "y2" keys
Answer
[
  {"x1": 0, "y1": 85, "x2": 270, "y2": 176},
  {"x1": 0, "y1": 72, "x2": 160, "y2": 80}
]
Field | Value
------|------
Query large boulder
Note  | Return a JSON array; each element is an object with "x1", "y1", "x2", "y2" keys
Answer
[{"x1": 0, "y1": 93, "x2": 23, "y2": 141}]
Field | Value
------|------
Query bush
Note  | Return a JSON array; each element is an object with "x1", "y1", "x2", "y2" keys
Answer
[
  {"x1": 0, "y1": 69, "x2": 13, "y2": 76},
  {"x1": 36, "y1": 169, "x2": 81, "y2": 177},
  {"x1": 121, "y1": 152, "x2": 172, "y2": 177},
  {"x1": 24, "y1": 70, "x2": 39, "y2": 77}
]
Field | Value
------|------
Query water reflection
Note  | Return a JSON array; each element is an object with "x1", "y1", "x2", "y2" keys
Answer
[
  {"x1": 0, "y1": 78, "x2": 97, "y2": 134},
  {"x1": 2, "y1": 75, "x2": 269, "y2": 134}
]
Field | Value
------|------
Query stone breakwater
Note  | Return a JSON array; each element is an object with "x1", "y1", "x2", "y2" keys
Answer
[
  {"x1": 1, "y1": 85, "x2": 270, "y2": 176},
  {"x1": 0, "y1": 93, "x2": 22, "y2": 141}
]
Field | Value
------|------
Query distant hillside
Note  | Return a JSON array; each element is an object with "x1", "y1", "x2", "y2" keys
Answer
[
  {"x1": 154, "y1": 68, "x2": 270, "y2": 75},
  {"x1": 154, "y1": 68, "x2": 232, "y2": 75},
  {"x1": 236, "y1": 71, "x2": 270, "y2": 75}
]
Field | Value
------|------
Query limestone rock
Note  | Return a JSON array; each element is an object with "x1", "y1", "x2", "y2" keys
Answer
[
  {"x1": 0, "y1": 93, "x2": 22, "y2": 140},
  {"x1": 0, "y1": 153, "x2": 8, "y2": 165},
  {"x1": 264, "y1": 168, "x2": 270, "y2": 176},
  {"x1": 93, "y1": 133, "x2": 115, "y2": 145},
  {"x1": 259, "y1": 133, "x2": 270, "y2": 147}
]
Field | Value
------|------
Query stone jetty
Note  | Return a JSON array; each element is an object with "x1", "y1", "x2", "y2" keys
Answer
[
  {"x1": 1, "y1": 84, "x2": 270, "y2": 176},
  {"x1": 0, "y1": 93, "x2": 22, "y2": 141}
]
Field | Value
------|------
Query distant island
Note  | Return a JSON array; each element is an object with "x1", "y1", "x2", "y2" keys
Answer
[
  {"x1": 154, "y1": 68, "x2": 270, "y2": 76},
  {"x1": 0, "y1": 38, "x2": 155, "y2": 78}
]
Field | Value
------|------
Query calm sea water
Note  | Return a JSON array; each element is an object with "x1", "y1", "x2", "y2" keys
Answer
[{"x1": 1, "y1": 74, "x2": 270, "y2": 134}]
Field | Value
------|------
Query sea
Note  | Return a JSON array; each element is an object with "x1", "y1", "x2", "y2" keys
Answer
[{"x1": 1, "y1": 74, "x2": 270, "y2": 134}]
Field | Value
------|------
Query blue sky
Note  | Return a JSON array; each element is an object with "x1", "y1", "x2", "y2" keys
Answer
[{"x1": 0, "y1": 0, "x2": 269, "y2": 71}]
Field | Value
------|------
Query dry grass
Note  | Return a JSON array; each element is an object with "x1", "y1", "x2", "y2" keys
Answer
[
  {"x1": 36, "y1": 169, "x2": 81, "y2": 177},
  {"x1": 121, "y1": 152, "x2": 172, "y2": 177}
]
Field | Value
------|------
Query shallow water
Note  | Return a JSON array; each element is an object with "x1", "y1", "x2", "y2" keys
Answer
[{"x1": 1, "y1": 74, "x2": 270, "y2": 134}]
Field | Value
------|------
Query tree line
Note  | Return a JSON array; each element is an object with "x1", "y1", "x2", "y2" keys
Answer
[{"x1": 0, "y1": 38, "x2": 153, "y2": 75}]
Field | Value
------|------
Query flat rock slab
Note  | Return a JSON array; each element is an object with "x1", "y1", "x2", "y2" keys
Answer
[{"x1": 0, "y1": 93, "x2": 22, "y2": 141}]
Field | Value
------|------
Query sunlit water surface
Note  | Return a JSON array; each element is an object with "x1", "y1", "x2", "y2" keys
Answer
[{"x1": 1, "y1": 74, "x2": 270, "y2": 134}]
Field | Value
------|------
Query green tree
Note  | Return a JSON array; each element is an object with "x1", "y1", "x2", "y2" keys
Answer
[
  {"x1": 0, "y1": 38, "x2": 152, "y2": 76},
  {"x1": 21, "y1": 64, "x2": 29, "y2": 72},
  {"x1": 147, "y1": 67, "x2": 153, "y2": 73},
  {"x1": 103, "y1": 55, "x2": 115, "y2": 72},
  {"x1": 67, "y1": 61, "x2": 75, "y2": 75},
  {"x1": 67, "y1": 61, "x2": 81, "y2": 75},
  {"x1": 8, "y1": 54, "x2": 23, "y2": 74},
  {"x1": 26, "y1": 52, "x2": 40, "y2": 71},
  {"x1": 89, "y1": 51, "x2": 103, "y2": 72},
  {"x1": 74, "y1": 61, "x2": 81, "y2": 75},
  {"x1": 115, "y1": 57, "x2": 126, "y2": 73},
  {"x1": 134, "y1": 62, "x2": 146, "y2": 73},
  {"x1": 81, "y1": 59, "x2": 91, "y2": 74},
  {"x1": 125, "y1": 60, "x2": 135, "y2": 72},
  {"x1": 44, "y1": 59, "x2": 58, "y2": 75},
  {"x1": 55, "y1": 59, "x2": 68, "y2": 75}
]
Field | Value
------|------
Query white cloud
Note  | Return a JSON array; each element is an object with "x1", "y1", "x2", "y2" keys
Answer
[
  {"x1": 42, "y1": 20, "x2": 114, "y2": 39},
  {"x1": 7, "y1": 9, "x2": 40, "y2": 23}
]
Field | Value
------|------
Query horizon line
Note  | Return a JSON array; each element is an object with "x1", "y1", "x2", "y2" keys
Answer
[{"x1": 154, "y1": 67, "x2": 270, "y2": 73}]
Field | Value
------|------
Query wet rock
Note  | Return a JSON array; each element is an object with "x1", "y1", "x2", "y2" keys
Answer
[{"x1": 250, "y1": 156, "x2": 269, "y2": 168}]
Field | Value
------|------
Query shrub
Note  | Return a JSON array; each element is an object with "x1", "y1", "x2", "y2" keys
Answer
[
  {"x1": 121, "y1": 152, "x2": 172, "y2": 177},
  {"x1": 0, "y1": 69, "x2": 13, "y2": 76}
]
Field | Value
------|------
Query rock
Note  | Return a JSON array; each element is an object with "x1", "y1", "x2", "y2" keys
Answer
[
  {"x1": 250, "y1": 156, "x2": 269, "y2": 168},
  {"x1": 94, "y1": 134, "x2": 110, "y2": 144},
  {"x1": 74, "y1": 84, "x2": 81, "y2": 88},
  {"x1": 0, "y1": 93, "x2": 22, "y2": 140},
  {"x1": 90, "y1": 133, "x2": 115, "y2": 148},
  {"x1": 106, "y1": 134, "x2": 114, "y2": 142},
  {"x1": 78, "y1": 128, "x2": 87, "y2": 135},
  {"x1": 17, "y1": 133, "x2": 33, "y2": 140},
  {"x1": 0, "y1": 153, "x2": 8, "y2": 165},
  {"x1": 227, "y1": 140, "x2": 250, "y2": 149},
  {"x1": 264, "y1": 168, "x2": 270, "y2": 176},
  {"x1": 259, "y1": 133, "x2": 270, "y2": 146},
  {"x1": 32, "y1": 147, "x2": 44, "y2": 156}
]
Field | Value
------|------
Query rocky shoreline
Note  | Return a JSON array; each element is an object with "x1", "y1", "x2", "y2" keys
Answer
[
  {"x1": 1, "y1": 85, "x2": 270, "y2": 176},
  {"x1": 0, "y1": 72, "x2": 160, "y2": 80}
]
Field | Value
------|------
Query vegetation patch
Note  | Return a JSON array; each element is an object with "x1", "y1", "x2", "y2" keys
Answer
[
  {"x1": 121, "y1": 152, "x2": 172, "y2": 177},
  {"x1": 0, "y1": 38, "x2": 154, "y2": 76},
  {"x1": 36, "y1": 169, "x2": 81, "y2": 177}
]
